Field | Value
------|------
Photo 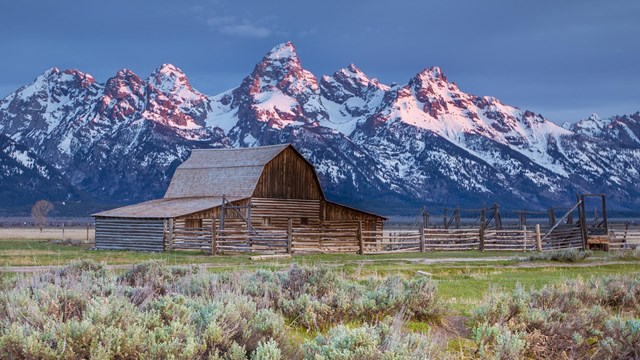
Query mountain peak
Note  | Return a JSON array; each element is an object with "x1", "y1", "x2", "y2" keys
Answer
[
  {"x1": 416, "y1": 66, "x2": 447, "y2": 82},
  {"x1": 264, "y1": 41, "x2": 298, "y2": 61},
  {"x1": 330, "y1": 63, "x2": 388, "y2": 92},
  {"x1": 153, "y1": 63, "x2": 186, "y2": 77},
  {"x1": 147, "y1": 63, "x2": 195, "y2": 95}
]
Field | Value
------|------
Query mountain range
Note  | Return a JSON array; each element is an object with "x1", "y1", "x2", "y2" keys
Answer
[{"x1": 1, "y1": 42, "x2": 639, "y2": 216}]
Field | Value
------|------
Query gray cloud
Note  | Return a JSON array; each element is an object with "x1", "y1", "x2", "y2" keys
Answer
[{"x1": 204, "y1": 15, "x2": 273, "y2": 38}]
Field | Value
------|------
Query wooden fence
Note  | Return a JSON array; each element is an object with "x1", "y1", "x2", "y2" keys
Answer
[
  {"x1": 363, "y1": 230, "x2": 422, "y2": 254},
  {"x1": 163, "y1": 221, "x2": 640, "y2": 255},
  {"x1": 542, "y1": 224, "x2": 584, "y2": 250},
  {"x1": 217, "y1": 228, "x2": 289, "y2": 253},
  {"x1": 423, "y1": 228, "x2": 480, "y2": 251},
  {"x1": 485, "y1": 228, "x2": 538, "y2": 251},
  {"x1": 423, "y1": 224, "x2": 585, "y2": 252},
  {"x1": 172, "y1": 226, "x2": 213, "y2": 252},
  {"x1": 610, "y1": 224, "x2": 640, "y2": 249}
]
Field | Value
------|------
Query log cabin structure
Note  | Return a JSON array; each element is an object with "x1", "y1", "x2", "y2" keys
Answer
[{"x1": 93, "y1": 144, "x2": 385, "y2": 252}]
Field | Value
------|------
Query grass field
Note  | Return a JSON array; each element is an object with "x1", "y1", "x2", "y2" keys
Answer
[
  {"x1": 1, "y1": 235, "x2": 639, "y2": 358},
  {"x1": 2, "y1": 237, "x2": 639, "y2": 307}
]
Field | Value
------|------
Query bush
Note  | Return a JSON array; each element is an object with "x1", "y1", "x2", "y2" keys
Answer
[
  {"x1": 303, "y1": 317, "x2": 441, "y2": 359},
  {"x1": 608, "y1": 248, "x2": 640, "y2": 261},
  {"x1": 0, "y1": 261, "x2": 445, "y2": 359},
  {"x1": 471, "y1": 276, "x2": 640, "y2": 359},
  {"x1": 527, "y1": 249, "x2": 592, "y2": 262}
]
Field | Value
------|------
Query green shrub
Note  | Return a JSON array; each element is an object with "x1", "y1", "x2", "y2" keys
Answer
[
  {"x1": 303, "y1": 317, "x2": 441, "y2": 359},
  {"x1": 527, "y1": 249, "x2": 592, "y2": 262},
  {"x1": 252, "y1": 339, "x2": 282, "y2": 360},
  {"x1": 0, "y1": 261, "x2": 445, "y2": 359},
  {"x1": 471, "y1": 275, "x2": 640, "y2": 359},
  {"x1": 608, "y1": 248, "x2": 640, "y2": 261}
]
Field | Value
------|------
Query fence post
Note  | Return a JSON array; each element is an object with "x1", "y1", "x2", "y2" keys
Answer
[
  {"x1": 211, "y1": 218, "x2": 218, "y2": 255},
  {"x1": 162, "y1": 220, "x2": 167, "y2": 250},
  {"x1": 419, "y1": 226, "x2": 425, "y2": 253},
  {"x1": 358, "y1": 220, "x2": 364, "y2": 255},
  {"x1": 479, "y1": 222, "x2": 485, "y2": 251},
  {"x1": 523, "y1": 225, "x2": 527, "y2": 251},
  {"x1": 168, "y1": 218, "x2": 174, "y2": 251},
  {"x1": 624, "y1": 223, "x2": 629, "y2": 246},
  {"x1": 535, "y1": 224, "x2": 542, "y2": 252},
  {"x1": 287, "y1": 218, "x2": 293, "y2": 254}
]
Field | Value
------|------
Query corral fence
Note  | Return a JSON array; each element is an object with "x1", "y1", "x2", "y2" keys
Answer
[
  {"x1": 162, "y1": 216, "x2": 639, "y2": 255},
  {"x1": 422, "y1": 224, "x2": 577, "y2": 252},
  {"x1": 609, "y1": 224, "x2": 640, "y2": 250},
  {"x1": 165, "y1": 219, "x2": 428, "y2": 255},
  {"x1": 164, "y1": 219, "x2": 597, "y2": 255}
]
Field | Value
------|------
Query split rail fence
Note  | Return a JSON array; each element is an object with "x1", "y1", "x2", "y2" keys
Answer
[
  {"x1": 609, "y1": 224, "x2": 640, "y2": 250},
  {"x1": 163, "y1": 219, "x2": 595, "y2": 254}
]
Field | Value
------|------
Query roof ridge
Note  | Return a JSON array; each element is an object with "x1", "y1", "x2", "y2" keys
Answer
[{"x1": 191, "y1": 144, "x2": 291, "y2": 152}]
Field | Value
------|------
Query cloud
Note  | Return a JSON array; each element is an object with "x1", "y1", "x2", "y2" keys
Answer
[{"x1": 205, "y1": 16, "x2": 273, "y2": 39}]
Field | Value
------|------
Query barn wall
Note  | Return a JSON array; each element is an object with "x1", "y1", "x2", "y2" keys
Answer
[
  {"x1": 252, "y1": 147, "x2": 323, "y2": 200},
  {"x1": 95, "y1": 217, "x2": 166, "y2": 252},
  {"x1": 323, "y1": 201, "x2": 384, "y2": 232},
  {"x1": 174, "y1": 199, "x2": 249, "y2": 221},
  {"x1": 250, "y1": 198, "x2": 321, "y2": 229}
]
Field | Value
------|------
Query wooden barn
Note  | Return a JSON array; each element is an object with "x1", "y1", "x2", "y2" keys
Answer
[{"x1": 93, "y1": 144, "x2": 385, "y2": 253}]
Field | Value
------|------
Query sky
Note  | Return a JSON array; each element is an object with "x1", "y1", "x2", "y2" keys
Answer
[{"x1": 0, "y1": 0, "x2": 638, "y2": 123}]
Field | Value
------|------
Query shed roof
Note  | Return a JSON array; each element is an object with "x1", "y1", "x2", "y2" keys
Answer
[
  {"x1": 164, "y1": 144, "x2": 290, "y2": 198},
  {"x1": 93, "y1": 196, "x2": 246, "y2": 218}
]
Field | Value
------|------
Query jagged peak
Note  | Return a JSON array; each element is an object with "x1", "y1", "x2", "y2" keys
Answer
[
  {"x1": 43, "y1": 67, "x2": 61, "y2": 77},
  {"x1": 415, "y1": 66, "x2": 447, "y2": 82},
  {"x1": 337, "y1": 63, "x2": 369, "y2": 80},
  {"x1": 113, "y1": 68, "x2": 141, "y2": 79},
  {"x1": 147, "y1": 63, "x2": 201, "y2": 98},
  {"x1": 152, "y1": 63, "x2": 187, "y2": 78},
  {"x1": 264, "y1": 41, "x2": 298, "y2": 61},
  {"x1": 332, "y1": 63, "x2": 389, "y2": 90},
  {"x1": 586, "y1": 113, "x2": 601, "y2": 121}
]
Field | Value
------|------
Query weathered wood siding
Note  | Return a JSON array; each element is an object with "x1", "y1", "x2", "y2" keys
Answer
[
  {"x1": 95, "y1": 217, "x2": 165, "y2": 252},
  {"x1": 250, "y1": 198, "x2": 321, "y2": 228},
  {"x1": 323, "y1": 201, "x2": 384, "y2": 232},
  {"x1": 174, "y1": 199, "x2": 250, "y2": 220},
  {"x1": 252, "y1": 147, "x2": 323, "y2": 200}
]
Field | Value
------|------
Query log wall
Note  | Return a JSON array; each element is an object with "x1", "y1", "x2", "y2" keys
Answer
[{"x1": 95, "y1": 217, "x2": 166, "y2": 252}]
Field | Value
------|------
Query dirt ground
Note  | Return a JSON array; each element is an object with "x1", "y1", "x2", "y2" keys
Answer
[{"x1": 0, "y1": 227, "x2": 94, "y2": 241}]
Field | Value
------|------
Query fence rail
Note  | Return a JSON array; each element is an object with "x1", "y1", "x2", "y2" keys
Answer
[
  {"x1": 423, "y1": 228, "x2": 480, "y2": 251},
  {"x1": 162, "y1": 220, "x2": 640, "y2": 254},
  {"x1": 362, "y1": 230, "x2": 421, "y2": 254},
  {"x1": 484, "y1": 229, "x2": 538, "y2": 251},
  {"x1": 610, "y1": 225, "x2": 640, "y2": 249}
]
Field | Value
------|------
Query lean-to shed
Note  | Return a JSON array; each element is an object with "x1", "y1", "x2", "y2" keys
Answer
[{"x1": 93, "y1": 144, "x2": 385, "y2": 252}]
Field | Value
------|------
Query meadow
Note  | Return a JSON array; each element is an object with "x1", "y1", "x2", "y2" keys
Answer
[{"x1": 1, "y1": 230, "x2": 639, "y2": 359}]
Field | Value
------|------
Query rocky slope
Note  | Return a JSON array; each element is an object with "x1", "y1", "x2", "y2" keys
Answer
[{"x1": 1, "y1": 42, "x2": 639, "y2": 215}]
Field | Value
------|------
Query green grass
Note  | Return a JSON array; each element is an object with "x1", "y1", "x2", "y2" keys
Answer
[
  {"x1": 2, "y1": 238, "x2": 640, "y2": 314},
  {"x1": 430, "y1": 263, "x2": 640, "y2": 313},
  {"x1": 0, "y1": 238, "x2": 516, "y2": 268}
]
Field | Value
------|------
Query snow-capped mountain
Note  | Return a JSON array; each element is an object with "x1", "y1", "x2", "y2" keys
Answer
[{"x1": 1, "y1": 41, "x2": 639, "y2": 214}]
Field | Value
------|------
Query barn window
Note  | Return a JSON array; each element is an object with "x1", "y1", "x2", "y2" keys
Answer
[
  {"x1": 262, "y1": 217, "x2": 271, "y2": 226},
  {"x1": 300, "y1": 217, "x2": 309, "y2": 225},
  {"x1": 185, "y1": 219, "x2": 202, "y2": 229}
]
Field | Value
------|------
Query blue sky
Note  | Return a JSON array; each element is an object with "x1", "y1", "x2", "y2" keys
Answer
[{"x1": 1, "y1": 0, "x2": 638, "y2": 123}]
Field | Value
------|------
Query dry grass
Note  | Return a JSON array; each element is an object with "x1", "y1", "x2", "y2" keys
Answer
[{"x1": 0, "y1": 227, "x2": 94, "y2": 241}]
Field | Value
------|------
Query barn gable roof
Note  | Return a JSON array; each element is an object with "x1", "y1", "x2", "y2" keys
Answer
[{"x1": 164, "y1": 144, "x2": 291, "y2": 199}]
